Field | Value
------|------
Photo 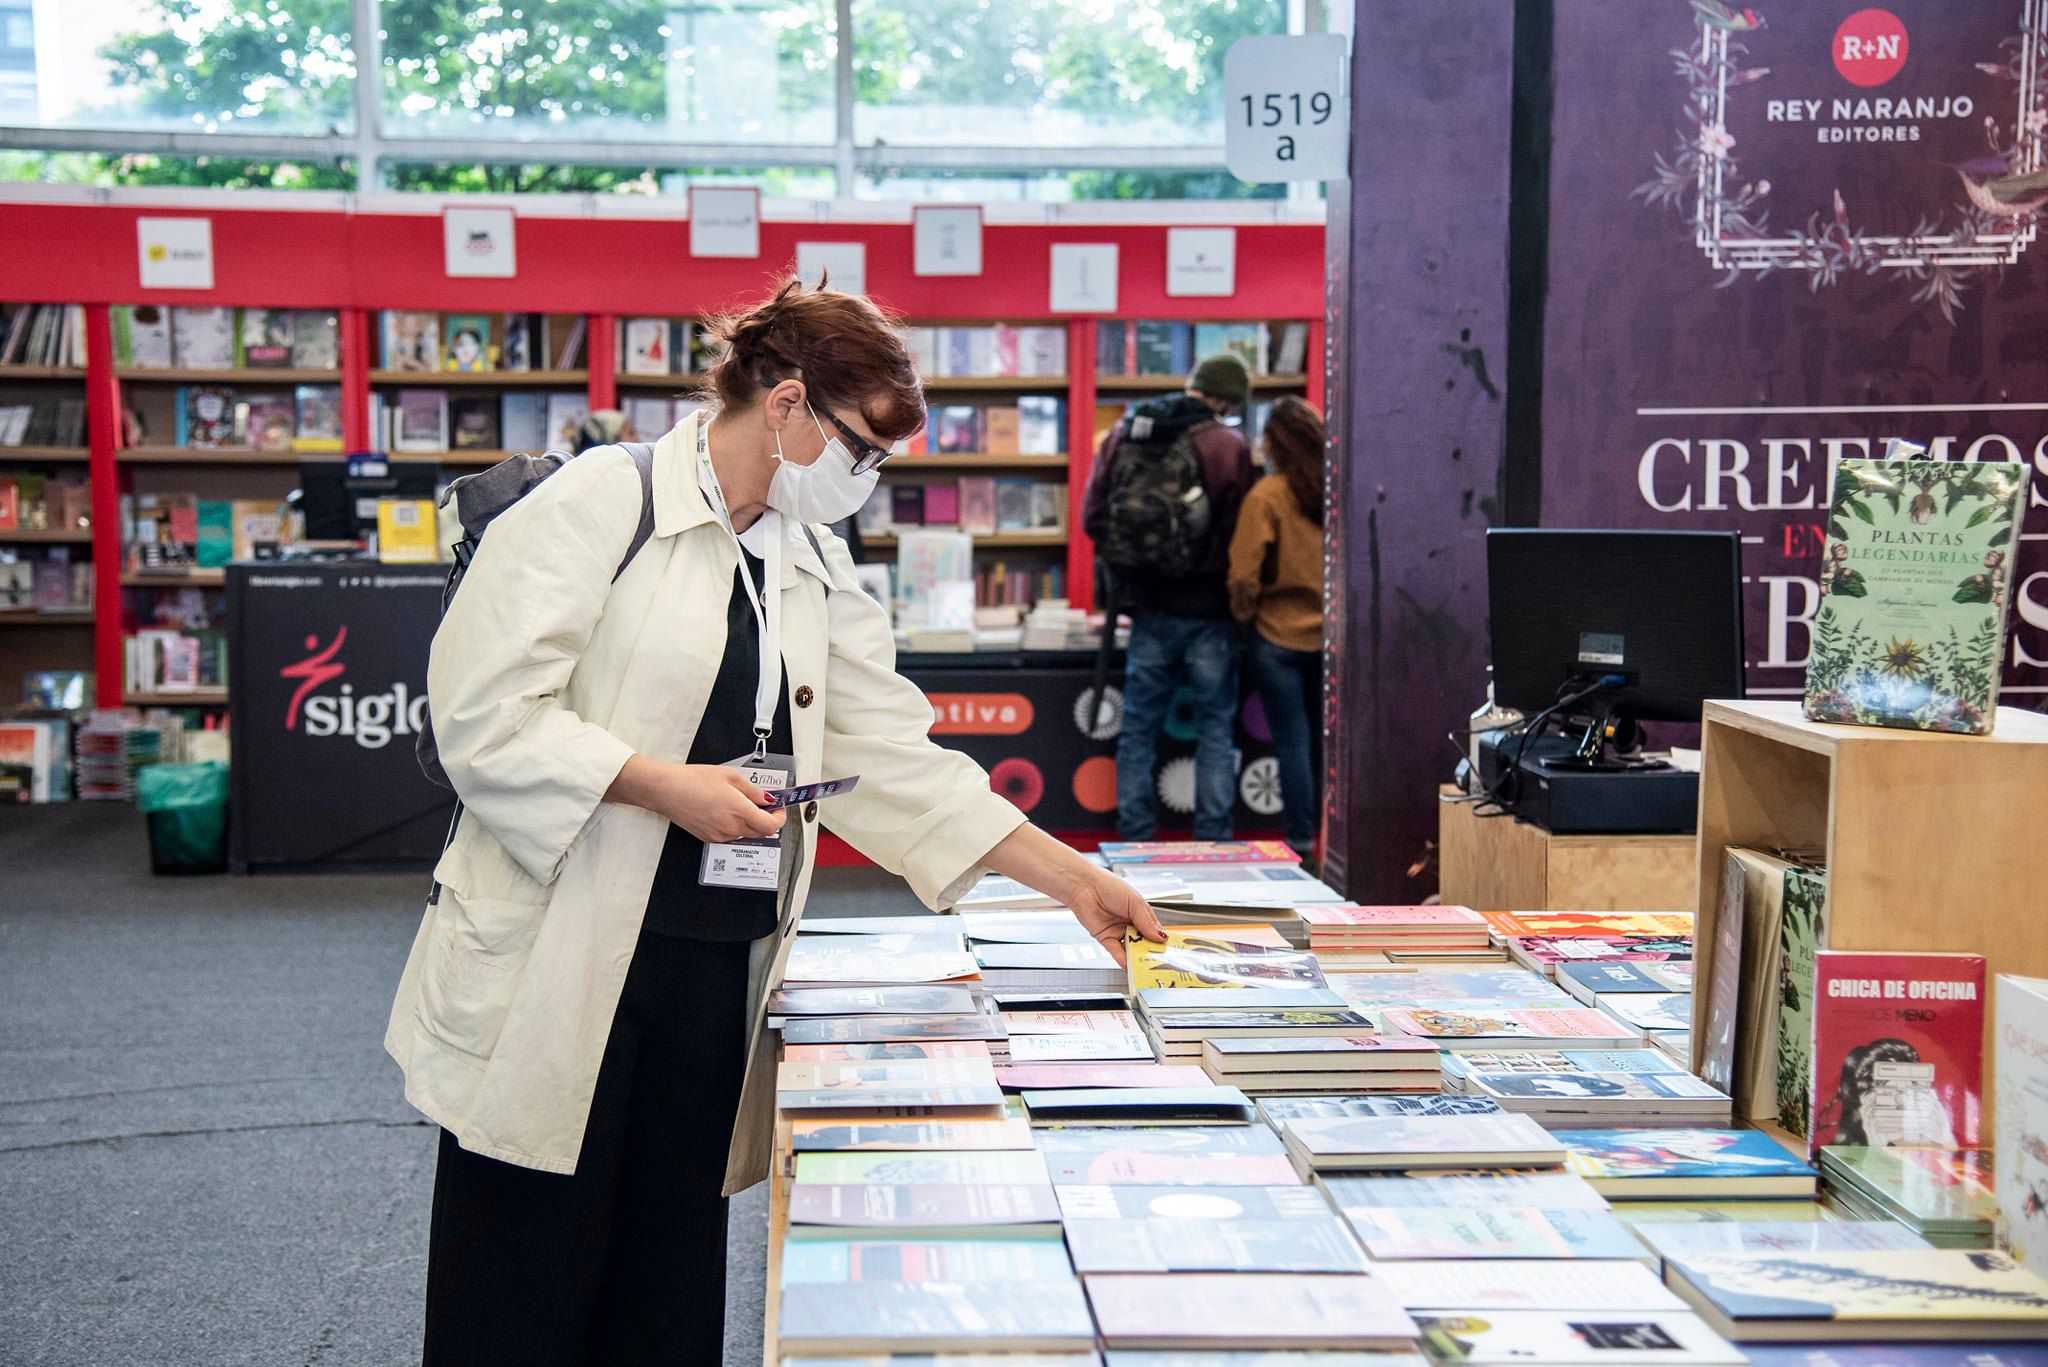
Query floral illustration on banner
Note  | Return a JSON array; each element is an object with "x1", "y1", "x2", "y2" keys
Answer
[
  {"x1": 1635, "y1": 1, "x2": 2048, "y2": 320},
  {"x1": 1804, "y1": 460, "x2": 2026, "y2": 734}
]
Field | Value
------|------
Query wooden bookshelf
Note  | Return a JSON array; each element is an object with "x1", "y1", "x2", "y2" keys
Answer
[
  {"x1": 921, "y1": 375, "x2": 1070, "y2": 392},
  {"x1": 125, "y1": 688, "x2": 229, "y2": 707},
  {"x1": 883, "y1": 454, "x2": 1070, "y2": 471},
  {"x1": 119, "y1": 446, "x2": 307, "y2": 464},
  {"x1": 1692, "y1": 699, "x2": 2048, "y2": 1116},
  {"x1": 0, "y1": 528, "x2": 91, "y2": 544},
  {"x1": 115, "y1": 367, "x2": 342, "y2": 384},
  {"x1": 122, "y1": 569, "x2": 226, "y2": 588},
  {"x1": 615, "y1": 373, "x2": 710, "y2": 389},
  {"x1": 392, "y1": 448, "x2": 512, "y2": 467},
  {"x1": 0, "y1": 608, "x2": 91, "y2": 625},
  {"x1": 369, "y1": 369, "x2": 588, "y2": 387},
  {"x1": 0, "y1": 365, "x2": 86, "y2": 381},
  {"x1": 864, "y1": 531, "x2": 1067, "y2": 552},
  {"x1": 0, "y1": 446, "x2": 90, "y2": 463}
]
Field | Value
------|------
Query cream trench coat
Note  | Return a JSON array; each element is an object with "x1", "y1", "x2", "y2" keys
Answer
[{"x1": 384, "y1": 410, "x2": 1027, "y2": 1194}]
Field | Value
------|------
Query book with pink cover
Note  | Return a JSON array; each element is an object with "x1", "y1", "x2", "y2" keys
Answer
[
  {"x1": 1380, "y1": 1007, "x2": 1643, "y2": 1050},
  {"x1": 1099, "y1": 840, "x2": 1301, "y2": 866},
  {"x1": 1302, "y1": 904, "x2": 1487, "y2": 928}
]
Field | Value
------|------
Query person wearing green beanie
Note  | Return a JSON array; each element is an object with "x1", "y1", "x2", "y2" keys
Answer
[{"x1": 1081, "y1": 353, "x2": 1257, "y2": 841}]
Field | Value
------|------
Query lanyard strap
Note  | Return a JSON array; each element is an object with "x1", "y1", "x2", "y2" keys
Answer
[{"x1": 696, "y1": 422, "x2": 782, "y2": 753}]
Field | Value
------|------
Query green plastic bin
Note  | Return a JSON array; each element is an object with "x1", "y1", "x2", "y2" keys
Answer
[{"x1": 136, "y1": 761, "x2": 230, "y2": 875}]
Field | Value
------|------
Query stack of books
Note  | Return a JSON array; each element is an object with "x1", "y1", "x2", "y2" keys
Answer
[
  {"x1": 1817, "y1": 1145, "x2": 1998, "y2": 1247},
  {"x1": 1662, "y1": 1248, "x2": 2048, "y2": 1344},
  {"x1": 1484, "y1": 911, "x2": 1697, "y2": 981},
  {"x1": 1301, "y1": 903, "x2": 1500, "y2": 966},
  {"x1": 1273, "y1": 1110, "x2": 1566, "y2": 1178},
  {"x1": 1098, "y1": 840, "x2": 1336, "y2": 946},
  {"x1": 1560, "y1": 1130, "x2": 1819, "y2": 1201},
  {"x1": 1128, "y1": 924, "x2": 1356, "y2": 1058},
  {"x1": 1442, "y1": 1048, "x2": 1733, "y2": 1128},
  {"x1": 1199, "y1": 1034, "x2": 1442, "y2": 1095}
]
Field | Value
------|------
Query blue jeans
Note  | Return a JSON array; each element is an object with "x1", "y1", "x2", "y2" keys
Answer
[
  {"x1": 1246, "y1": 633, "x2": 1323, "y2": 849},
  {"x1": 1116, "y1": 616, "x2": 1239, "y2": 841}
]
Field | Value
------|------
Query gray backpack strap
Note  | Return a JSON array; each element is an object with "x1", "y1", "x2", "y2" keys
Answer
[{"x1": 613, "y1": 441, "x2": 658, "y2": 581}]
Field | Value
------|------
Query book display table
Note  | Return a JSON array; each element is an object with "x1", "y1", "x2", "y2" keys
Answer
[
  {"x1": 1692, "y1": 699, "x2": 2048, "y2": 1108},
  {"x1": 1437, "y1": 785, "x2": 1697, "y2": 913}
]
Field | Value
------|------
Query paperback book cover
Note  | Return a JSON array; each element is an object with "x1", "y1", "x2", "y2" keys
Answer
[
  {"x1": 1777, "y1": 865, "x2": 1830, "y2": 1137},
  {"x1": 1810, "y1": 950, "x2": 1984, "y2": 1154},
  {"x1": 786, "y1": 1182, "x2": 1061, "y2": 1231},
  {"x1": 1082, "y1": 1272, "x2": 1418, "y2": 1351},
  {"x1": 290, "y1": 310, "x2": 339, "y2": 368},
  {"x1": 1804, "y1": 457, "x2": 2030, "y2": 734},
  {"x1": 1563, "y1": 1130, "x2": 1817, "y2": 1196},
  {"x1": 170, "y1": 306, "x2": 234, "y2": 369},
  {"x1": 237, "y1": 308, "x2": 291, "y2": 367},
  {"x1": 778, "y1": 1234, "x2": 1072, "y2": 1284},
  {"x1": 1632, "y1": 1220, "x2": 1930, "y2": 1263},
  {"x1": 787, "y1": 1115, "x2": 1033, "y2": 1152},
  {"x1": 1600, "y1": 993, "x2": 1696, "y2": 1033},
  {"x1": 1442, "y1": 1049, "x2": 1688, "y2": 1080},
  {"x1": 1342, "y1": 1206, "x2": 1646, "y2": 1261},
  {"x1": 1413, "y1": 1310, "x2": 1745, "y2": 1365},
  {"x1": 622, "y1": 317, "x2": 671, "y2": 374},
  {"x1": 1127, "y1": 924, "x2": 1324, "y2": 994},
  {"x1": 1370, "y1": 1260, "x2": 1686, "y2": 1312},
  {"x1": 791, "y1": 1150, "x2": 1046, "y2": 1187},
  {"x1": 1379, "y1": 1007, "x2": 1641, "y2": 1050},
  {"x1": 1062, "y1": 1215, "x2": 1367, "y2": 1274},
  {"x1": 1562, "y1": 962, "x2": 1693, "y2": 1000},
  {"x1": 1098, "y1": 840, "x2": 1300, "y2": 865},
  {"x1": 1320, "y1": 1170, "x2": 1611, "y2": 1211},
  {"x1": 1997, "y1": 974, "x2": 2048, "y2": 1279},
  {"x1": 1259, "y1": 1095, "x2": 1503, "y2": 1123},
  {"x1": 768, "y1": 986, "x2": 979, "y2": 1016},
  {"x1": 1821, "y1": 1145, "x2": 1998, "y2": 1229},
  {"x1": 1282, "y1": 1113, "x2": 1565, "y2": 1169},
  {"x1": 778, "y1": 1014, "x2": 1007, "y2": 1046},
  {"x1": 778, "y1": 1278, "x2": 1094, "y2": 1354},
  {"x1": 381, "y1": 310, "x2": 440, "y2": 372},
  {"x1": 1737, "y1": 1350, "x2": 2048, "y2": 1367},
  {"x1": 1054, "y1": 1183, "x2": 1331, "y2": 1222},
  {"x1": 1665, "y1": 1249, "x2": 2048, "y2": 1340},
  {"x1": 1005, "y1": 1032, "x2": 1151, "y2": 1064}
]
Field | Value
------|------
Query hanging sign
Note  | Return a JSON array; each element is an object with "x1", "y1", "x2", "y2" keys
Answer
[
  {"x1": 914, "y1": 206, "x2": 984, "y2": 276},
  {"x1": 443, "y1": 207, "x2": 518, "y2": 278},
  {"x1": 1223, "y1": 34, "x2": 1350, "y2": 182},
  {"x1": 1166, "y1": 227, "x2": 1237, "y2": 297},
  {"x1": 690, "y1": 186, "x2": 762, "y2": 258},
  {"x1": 137, "y1": 217, "x2": 215, "y2": 289},
  {"x1": 797, "y1": 241, "x2": 867, "y2": 295},
  {"x1": 1049, "y1": 243, "x2": 1119, "y2": 314}
]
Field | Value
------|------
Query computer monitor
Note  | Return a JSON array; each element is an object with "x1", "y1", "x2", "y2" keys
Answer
[
  {"x1": 299, "y1": 457, "x2": 443, "y2": 542},
  {"x1": 1486, "y1": 529, "x2": 1745, "y2": 725}
]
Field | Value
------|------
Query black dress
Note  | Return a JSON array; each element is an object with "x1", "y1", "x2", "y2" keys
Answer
[{"x1": 422, "y1": 546, "x2": 791, "y2": 1366}]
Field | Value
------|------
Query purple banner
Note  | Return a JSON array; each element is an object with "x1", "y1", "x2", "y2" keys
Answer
[{"x1": 1544, "y1": 0, "x2": 2048, "y2": 706}]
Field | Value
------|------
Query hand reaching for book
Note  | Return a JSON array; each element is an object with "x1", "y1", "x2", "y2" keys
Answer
[
  {"x1": 979, "y1": 824, "x2": 1166, "y2": 967},
  {"x1": 1065, "y1": 866, "x2": 1167, "y2": 969}
]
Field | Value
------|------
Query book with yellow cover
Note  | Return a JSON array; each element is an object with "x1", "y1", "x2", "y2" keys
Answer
[
  {"x1": 1127, "y1": 923, "x2": 1326, "y2": 994},
  {"x1": 1664, "y1": 1249, "x2": 2048, "y2": 1341},
  {"x1": 376, "y1": 498, "x2": 439, "y2": 563}
]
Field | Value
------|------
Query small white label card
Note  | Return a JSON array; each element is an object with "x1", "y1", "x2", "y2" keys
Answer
[
  {"x1": 796, "y1": 241, "x2": 867, "y2": 296},
  {"x1": 443, "y1": 206, "x2": 518, "y2": 278},
  {"x1": 1167, "y1": 227, "x2": 1237, "y2": 297},
  {"x1": 913, "y1": 206, "x2": 984, "y2": 276},
  {"x1": 1049, "y1": 243, "x2": 1119, "y2": 314},
  {"x1": 690, "y1": 186, "x2": 762, "y2": 258},
  {"x1": 137, "y1": 217, "x2": 214, "y2": 289}
]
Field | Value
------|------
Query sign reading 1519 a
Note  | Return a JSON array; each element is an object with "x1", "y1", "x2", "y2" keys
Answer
[{"x1": 1223, "y1": 34, "x2": 1350, "y2": 183}]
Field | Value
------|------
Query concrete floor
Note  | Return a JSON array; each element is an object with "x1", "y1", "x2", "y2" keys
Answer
[{"x1": 0, "y1": 802, "x2": 919, "y2": 1366}]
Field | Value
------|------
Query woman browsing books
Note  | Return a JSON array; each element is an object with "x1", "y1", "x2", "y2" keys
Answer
[{"x1": 387, "y1": 279, "x2": 1165, "y2": 1365}]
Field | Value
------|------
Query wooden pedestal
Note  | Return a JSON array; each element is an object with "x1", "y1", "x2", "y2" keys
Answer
[
  {"x1": 1437, "y1": 785, "x2": 1697, "y2": 912},
  {"x1": 1692, "y1": 699, "x2": 2048, "y2": 1108}
]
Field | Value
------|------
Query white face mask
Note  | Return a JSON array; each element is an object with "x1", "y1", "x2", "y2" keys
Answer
[{"x1": 765, "y1": 404, "x2": 880, "y2": 524}]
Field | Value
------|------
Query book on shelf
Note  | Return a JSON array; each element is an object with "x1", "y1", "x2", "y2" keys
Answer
[
  {"x1": 1016, "y1": 395, "x2": 1066, "y2": 454},
  {"x1": 237, "y1": 308, "x2": 292, "y2": 368},
  {"x1": 170, "y1": 306, "x2": 234, "y2": 370},
  {"x1": 240, "y1": 394, "x2": 297, "y2": 451},
  {"x1": 175, "y1": 386, "x2": 239, "y2": 449},
  {"x1": 1776, "y1": 862, "x2": 1830, "y2": 1138},
  {"x1": 500, "y1": 313, "x2": 542, "y2": 372},
  {"x1": 381, "y1": 311, "x2": 440, "y2": 372},
  {"x1": 392, "y1": 389, "x2": 449, "y2": 453},
  {"x1": 922, "y1": 482, "x2": 960, "y2": 527},
  {"x1": 1998, "y1": 974, "x2": 2048, "y2": 1278},
  {"x1": 0, "y1": 303, "x2": 84, "y2": 368},
  {"x1": 553, "y1": 316, "x2": 588, "y2": 370},
  {"x1": 443, "y1": 313, "x2": 495, "y2": 372},
  {"x1": 983, "y1": 406, "x2": 1020, "y2": 455},
  {"x1": 112, "y1": 305, "x2": 173, "y2": 368},
  {"x1": 500, "y1": 392, "x2": 547, "y2": 451},
  {"x1": 1808, "y1": 949, "x2": 1983, "y2": 1155},
  {"x1": 1664, "y1": 1248, "x2": 2048, "y2": 1343},
  {"x1": 545, "y1": 392, "x2": 588, "y2": 450},
  {"x1": 1191, "y1": 321, "x2": 1262, "y2": 374},
  {"x1": 294, "y1": 385, "x2": 343, "y2": 451},
  {"x1": 449, "y1": 395, "x2": 501, "y2": 451},
  {"x1": 292, "y1": 311, "x2": 339, "y2": 369},
  {"x1": 1805, "y1": 454, "x2": 2031, "y2": 734},
  {"x1": 620, "y1": 317, "x2": 680, "y2": 375},
  {"x1": 933, "y1": 406, "x2": 980, "y2": 454}
]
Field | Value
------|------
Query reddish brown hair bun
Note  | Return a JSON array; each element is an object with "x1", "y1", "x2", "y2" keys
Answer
[{"x1": 704, "y1": 278, "x2": 926, "y2": 443}]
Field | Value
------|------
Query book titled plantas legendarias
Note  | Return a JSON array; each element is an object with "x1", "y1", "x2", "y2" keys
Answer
[{"x1": 1804, "y1": 456, "x2": 2028, "y2": 734}]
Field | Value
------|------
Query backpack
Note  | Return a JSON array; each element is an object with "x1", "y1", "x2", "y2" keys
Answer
[
  {"x1": 1099, "y1": 398, "x2": 1215, "y2": 580},
  {"x1": 414, "y1": 442, "x2": 657, "y2": 790}
]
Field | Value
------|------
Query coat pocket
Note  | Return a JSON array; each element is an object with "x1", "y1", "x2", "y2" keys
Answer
[{"x1": 414, "y1": 892, "x2": 539, "y2": 1062}]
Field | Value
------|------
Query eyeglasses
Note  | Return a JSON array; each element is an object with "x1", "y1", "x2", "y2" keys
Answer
[{"x1": 819, "y1": 407, "x2": 894, "y2": 475}]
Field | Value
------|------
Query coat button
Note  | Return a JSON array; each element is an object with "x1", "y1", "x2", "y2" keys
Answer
[
  {"x1": 804, "y1": 802, "x2": 819, "y2": 823},
  {"x1": 794, "y1": 685, "x2": 814, "y2": 708}
]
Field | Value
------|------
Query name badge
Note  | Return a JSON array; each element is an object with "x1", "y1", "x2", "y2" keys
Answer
[{"x1": 700, "y1": 751, "x2": 795, "y2": 892}]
